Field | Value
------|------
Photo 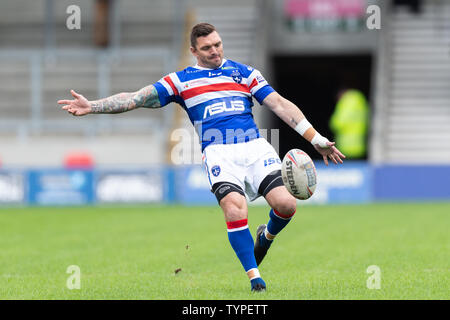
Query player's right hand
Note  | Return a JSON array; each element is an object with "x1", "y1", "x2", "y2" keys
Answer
[
  {"x1": 313, "y1": 141, "x2": 346, "y2": 166},
  {"x1": 58, "y1": 90, "x2": 91, "y2": 116}
]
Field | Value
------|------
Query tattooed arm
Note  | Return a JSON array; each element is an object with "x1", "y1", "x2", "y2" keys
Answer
[
  {"x1": 262, "y1": 91, "x2": 307, "y2": 131},
  {"x1": 58, "y1": 85, "x2": 161, "y2": 116},
  {"x1": 90, "y1": 85, "x2": 161, "y2": 114}
]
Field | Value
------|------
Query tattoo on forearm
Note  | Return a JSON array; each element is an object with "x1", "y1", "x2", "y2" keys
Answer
[
  {"x1": 133, "y1": 86, "x2": 161, "y2": 109},
  {"x1": 90, "y1": 85, "x2": 161, "y2": 114},
  {"x1": 290, "y1": 118, "x2": 298, "y2": 126},
  {"x1": 90, "y1": 92, "x2": 135, "y2": 114}
]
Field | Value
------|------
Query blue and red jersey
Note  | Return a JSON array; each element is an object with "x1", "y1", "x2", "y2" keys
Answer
[{"x1": 153, "y1": 59, "x2": 275, "y2": 150}]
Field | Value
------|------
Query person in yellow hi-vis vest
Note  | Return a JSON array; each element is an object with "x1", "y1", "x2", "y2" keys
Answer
[{"x1": 330, "y1": 89, "x2": 369, "y2": 158}]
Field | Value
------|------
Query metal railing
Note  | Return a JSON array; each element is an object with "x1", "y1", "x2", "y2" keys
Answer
[
  {"x1": 0, "y1": 47, "x2": 175, "y2": 138},
  {"x1": 369, "y1": 0, "x2": 391, "y2": 164}
]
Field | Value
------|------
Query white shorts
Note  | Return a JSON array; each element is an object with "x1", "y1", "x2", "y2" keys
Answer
[{"x1": 202, "y1": 138, "x2": 282, "y2": 201}]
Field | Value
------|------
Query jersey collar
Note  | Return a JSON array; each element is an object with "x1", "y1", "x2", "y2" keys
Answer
[{"x1": 194, "y1": 58, "x2": 227, "y2": 70}]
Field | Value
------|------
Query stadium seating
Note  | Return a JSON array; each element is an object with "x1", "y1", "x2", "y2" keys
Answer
[
  {"x1": 375, "y1": 1, "x2": 450, "y2": 163},
  {"x1": 0, "y1": 0, "x2": 260, "y2": 166},
  {"x1": 0, "y1": 60, "x2": 31, "y2": 120}
]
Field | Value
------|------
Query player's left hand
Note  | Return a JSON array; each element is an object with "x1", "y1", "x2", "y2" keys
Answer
[
  {"x1": 313, "y1": 141, "x2": 346, "y2": 166},
  {"x1": 58, "y1": 90, "x2": 91, "y2": 116}
]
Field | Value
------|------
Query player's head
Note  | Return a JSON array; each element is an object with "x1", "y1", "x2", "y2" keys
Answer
[{"x1": 190, "y1": 23, "x2": 224, "y2": 69}]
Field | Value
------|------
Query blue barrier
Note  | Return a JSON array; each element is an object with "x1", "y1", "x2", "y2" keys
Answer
[
  {"x1": 374, "y1": 165, "x2": 450, "y2": 201},
  {"x1": 173, "y1": 165, "x2": 216, "y2": 205},
  {"x1": 175, "y1": 161, "x2": 373, "y2": 205},
  {"x1": 0, "y1": 170, "x2": 25, "y2": 204},
  {"x1": 1, "y1": 163, "x2": 449, "y2": 205},
  {"x1": 27, "y1": 169, "x2": 94, "y2": 205},
  {"x1": 306, "y1": 161, "x2": 373, "y2": 204},
  {"x1": 95, "y1": 168, "x2": 166, "y2": 204}
]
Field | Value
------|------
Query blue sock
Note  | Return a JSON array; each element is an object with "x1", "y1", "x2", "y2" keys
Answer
[
  {"x1": 260, "y1": 209, "x2": 296, "y2": 249},
  {"x1": 226, "y1": 219, "x2": 259, "y2": 275}
]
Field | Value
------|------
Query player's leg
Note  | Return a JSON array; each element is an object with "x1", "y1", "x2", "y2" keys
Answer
[
  {"x1": 254, "y1": 171, "x2": 297, "y2": 266},
  {"x1": 263, "y1": 185, "x2": 297, "y2": 244},
  {"x1": 246, "y1": 138, "x2": 297, "y2": 266},
  {"x1": 213, "y1": 183, "x2": 266, "y2": 291}
]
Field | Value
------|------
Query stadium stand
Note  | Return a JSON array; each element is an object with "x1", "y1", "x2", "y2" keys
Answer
[
  {"x1": 2, "y1": 0, "x2": 449, "y2": 166},
  {"x1": 372, "y1": 0, "x2": 450, "y2": 163},
  {"x1": 0, "y1": 0, "x2": 260, "y2": 166}
]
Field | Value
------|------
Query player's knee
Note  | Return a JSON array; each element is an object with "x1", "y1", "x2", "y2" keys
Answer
[
  {"x1": 224, "y1": 204, "x2": 247, "y2": 221},
  {"x1": 227, "y1": 207, "x2": 247, "y2": 222},
  {"x1": 272, "y1": 195, "x2": 297, "y2": 218},
  {"x1": 220, "y1": 192, "x2": 247, "y2": 221}
]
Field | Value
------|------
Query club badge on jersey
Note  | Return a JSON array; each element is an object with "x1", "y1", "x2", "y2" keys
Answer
[{"x1": 231, "y1": 70, "x2": 242, "y2": 83}]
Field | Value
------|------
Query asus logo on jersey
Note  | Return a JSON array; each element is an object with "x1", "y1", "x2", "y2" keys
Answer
[{"x1": 203, "y1": 101, "x2": 245, "y2": 119}]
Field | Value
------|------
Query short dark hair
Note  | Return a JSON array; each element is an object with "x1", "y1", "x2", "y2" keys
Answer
[{"x1": 190, "y1": 23, "x2": 216, "y2": 48}]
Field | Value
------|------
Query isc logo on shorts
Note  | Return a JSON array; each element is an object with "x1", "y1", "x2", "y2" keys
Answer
[
  {"x1": 264, "y1": 158, "x2": 281, "y2": 167},
  {"x1": 203, "y1": 100, "x2": 245, "y2": 119}
]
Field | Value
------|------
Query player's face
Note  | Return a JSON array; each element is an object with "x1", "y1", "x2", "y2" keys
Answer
[{"x1": 191, "y1": 31, "x2": 224, "y2": 69}]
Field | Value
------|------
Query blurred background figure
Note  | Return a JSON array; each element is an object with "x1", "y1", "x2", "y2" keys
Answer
[{"x1": 329, "y1": 88, "x2": 369, "y2": 159}]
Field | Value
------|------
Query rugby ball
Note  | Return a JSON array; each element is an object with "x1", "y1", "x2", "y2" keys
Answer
[{"x1": 281, "y1": 149, "x2": 317, "y2": 200}]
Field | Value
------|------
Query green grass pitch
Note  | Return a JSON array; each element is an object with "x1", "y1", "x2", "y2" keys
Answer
[{"x1": 0, "y1": 202, "x2": 449, "y2": 300}]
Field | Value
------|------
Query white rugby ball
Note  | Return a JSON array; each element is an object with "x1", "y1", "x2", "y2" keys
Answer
[{"x1": 281, "y1": 149, "x2": 317, "y2": 200}]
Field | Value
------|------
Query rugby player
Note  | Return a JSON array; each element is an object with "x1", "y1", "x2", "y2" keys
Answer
[{"x1": 58, "y1": 23, "x2": 345, "y2": 292}]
